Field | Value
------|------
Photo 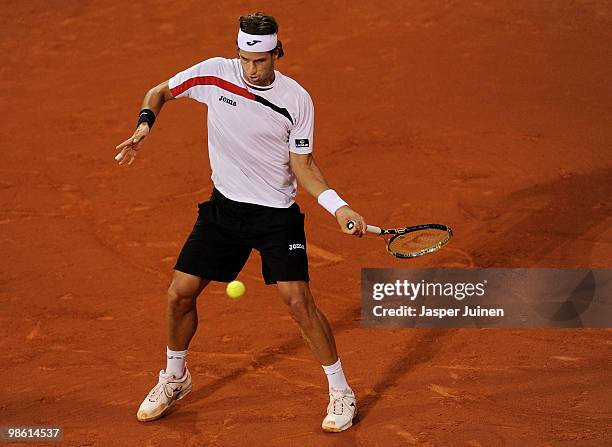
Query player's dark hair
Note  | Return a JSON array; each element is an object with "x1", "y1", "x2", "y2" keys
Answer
[{"x1": 239, "y1": 12, "x2": 284, "y2": 58}]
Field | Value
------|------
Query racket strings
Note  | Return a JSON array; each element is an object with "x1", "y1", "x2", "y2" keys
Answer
[{"x1": 388, "y1": 229, "x2": 450, "y2": 256}]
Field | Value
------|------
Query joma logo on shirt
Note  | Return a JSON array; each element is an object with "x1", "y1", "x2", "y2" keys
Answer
[
  {"x1": 289, "y1": 243, "x2": 305, "y2": 251},
  {"x1": 219, "y1": 96, "x2": 237, "y2": 106}
]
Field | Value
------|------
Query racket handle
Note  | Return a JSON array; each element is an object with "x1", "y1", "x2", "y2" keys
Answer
[
  {"x1": 366, "y1": 224, "x2": 382, "y2": 234},
  {"x1": 346, "y1": 221, "x2": 382, "y2": 235}
]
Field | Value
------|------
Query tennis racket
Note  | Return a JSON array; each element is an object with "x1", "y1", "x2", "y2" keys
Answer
[{"x1": 347, "y1": 221, "x2": 453, "y2": 258}]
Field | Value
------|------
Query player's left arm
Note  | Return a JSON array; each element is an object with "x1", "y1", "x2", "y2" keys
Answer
[{"x1": 289, "y1": 152, "x2": 366, "y2": 236}]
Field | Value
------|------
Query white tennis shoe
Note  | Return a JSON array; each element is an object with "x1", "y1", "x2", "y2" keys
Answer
[
  {"x1": 136, "y1": 368, "x2": 192, "y2": 422},
  {"x1": 322, "y1": 388, "x2": 357, "y2": 432}
]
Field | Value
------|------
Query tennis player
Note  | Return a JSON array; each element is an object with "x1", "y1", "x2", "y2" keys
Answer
[{"x1": 115, "y1": 12, "x2": 365, "y2": 433}]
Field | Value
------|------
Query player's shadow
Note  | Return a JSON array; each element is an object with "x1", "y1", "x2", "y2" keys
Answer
[{"x1": 350, "y1": 167, "x2": 612, "y2": 419}]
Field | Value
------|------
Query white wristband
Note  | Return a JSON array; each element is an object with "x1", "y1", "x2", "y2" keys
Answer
[{"x1": 317, "y1": 189, "x2": 348, "y2": 216}]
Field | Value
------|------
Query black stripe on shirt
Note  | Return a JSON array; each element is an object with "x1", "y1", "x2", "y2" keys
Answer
[{"x1": 253, "y1": 95, "x2": 294, "y2": 125}]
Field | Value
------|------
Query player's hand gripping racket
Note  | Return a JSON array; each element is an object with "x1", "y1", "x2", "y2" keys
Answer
[{"x1": 347, "y1": 221, "x2": 453, "y2": 258}]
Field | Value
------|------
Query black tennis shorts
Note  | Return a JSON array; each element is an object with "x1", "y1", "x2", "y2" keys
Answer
[{"x1": 174, "y1": 188, "x2": 309, "y2": 285}]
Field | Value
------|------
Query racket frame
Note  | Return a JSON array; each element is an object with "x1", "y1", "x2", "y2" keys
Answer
[
  {"x1": 348, "y1": 221, "x2": 453, "y2": 258},
  {"x1": 383, "y1": 223, "x2": 453, "y2": 258}
]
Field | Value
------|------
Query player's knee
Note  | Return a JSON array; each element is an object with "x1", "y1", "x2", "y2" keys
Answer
[
  {"x1": 280, "y1": 284, "x2": 316, "y2": 325},
  {"x1": 288, "y1": 299, "x2": 315, "y2": 326},
  {"x1": 167, "y1": 282, "x2": 198, "y2": 313}
]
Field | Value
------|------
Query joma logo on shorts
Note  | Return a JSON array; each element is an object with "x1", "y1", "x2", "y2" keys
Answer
[
  {"x1": 219, "y1": 96, "x2": 237, "y2": 106},
  {"x1": 289, "y1": 243, "x2": 305, "y2": 251}
]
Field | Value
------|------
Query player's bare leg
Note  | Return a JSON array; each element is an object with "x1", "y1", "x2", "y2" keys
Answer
[
  {"x1": 167, "y1": 270, "x2": 210, "y2": 350},
  {"x1": 137, "y1": 271, "x2": 209, "y2": 422},
  {"x1": 277, "y1": 281, "x2": 357, "y2": 432},
  {"x1": 277, "y1": 281, "x2": 337, "y2": 364}
]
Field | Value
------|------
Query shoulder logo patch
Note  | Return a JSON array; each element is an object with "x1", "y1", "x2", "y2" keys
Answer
[{"x1": 295, "y1": 139, "x2": 310, "y2": 148}]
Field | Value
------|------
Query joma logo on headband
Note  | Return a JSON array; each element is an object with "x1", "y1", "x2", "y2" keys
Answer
[{"x1": 246, "y1": 40, "x2": 262, "y2": 46}]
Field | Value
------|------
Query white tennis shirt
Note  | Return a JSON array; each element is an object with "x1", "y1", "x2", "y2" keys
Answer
[{"x1": 168, "y1": 57, "x2": 314, "y2": 208}]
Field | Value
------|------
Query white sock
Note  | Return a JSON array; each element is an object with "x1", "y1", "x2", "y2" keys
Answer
[
  {"x1": 322, "y1": 358, "x2": 350, "y2": 391},
  {"x1": 166, "y1": 347, "x2": 187, "y2": 378}
]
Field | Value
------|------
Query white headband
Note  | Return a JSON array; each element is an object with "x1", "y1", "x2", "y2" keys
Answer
[{"x1": 237, "y1": 29, "x2": 278, "y2": 52}]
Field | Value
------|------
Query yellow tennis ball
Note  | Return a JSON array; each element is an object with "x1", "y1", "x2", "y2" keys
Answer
[{"x1": 226, "y1": 280, "x2": 246, "y2": 300}]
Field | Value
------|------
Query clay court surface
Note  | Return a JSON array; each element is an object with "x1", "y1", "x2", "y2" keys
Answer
[{"x1": 2, "y1": 1, "x2": 611, "y2": 445}]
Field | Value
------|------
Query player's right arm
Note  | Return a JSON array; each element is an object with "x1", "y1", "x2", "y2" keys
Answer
[
  {"x1": 114, "y1": 80, "x2": 174, "y2": 166},
  {"x1": 116, "y1": 58, "x2": 224, "y2": 165}
]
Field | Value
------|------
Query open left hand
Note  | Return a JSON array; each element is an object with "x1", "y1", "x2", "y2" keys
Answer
[{"x1": 114, "y1": 123, "x2": 150, "y2": 166}]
